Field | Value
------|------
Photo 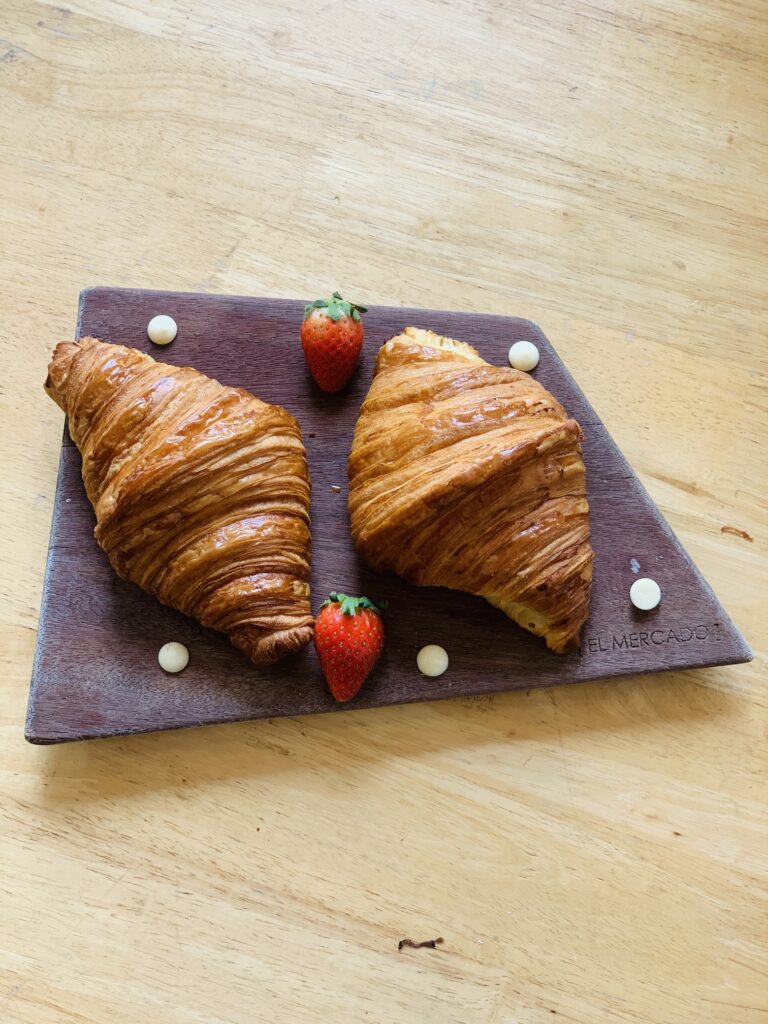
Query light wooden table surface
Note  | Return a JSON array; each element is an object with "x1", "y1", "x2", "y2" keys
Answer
[{"x1": 2, "y1": 2, "x2": 766, "y2": 1022}]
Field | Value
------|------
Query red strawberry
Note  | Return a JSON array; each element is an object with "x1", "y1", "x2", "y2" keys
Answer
[
  {"x1": 300, "y1": 291, "x2": 367, "y2": 392},
  {"x1": 314, "y1": 592, "x2": 385, "y2": 702}
]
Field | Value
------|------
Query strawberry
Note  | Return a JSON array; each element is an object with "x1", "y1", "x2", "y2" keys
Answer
[
  {"x1": 314, "y1": 592, "x2": 385, "y2": 702},
  {"x1": 300, "y1": 291, "x2": 367, "y2": 392}
]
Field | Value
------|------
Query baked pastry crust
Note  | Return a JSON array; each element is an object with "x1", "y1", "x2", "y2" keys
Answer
[
  {"x1": 348, "y1": 327, "x2": 593, "y2": 653},
  {"x1": 45, "y1": 337, "x2": 313, "y2": 663}
]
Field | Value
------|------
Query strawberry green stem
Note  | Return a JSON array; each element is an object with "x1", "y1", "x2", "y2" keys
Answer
[
  {"x1": 303, "y1": 292, "x2": 368, "y2": 323},
  {"x1": 322, "y1": 592, "x2": 387, "y2": 616}
]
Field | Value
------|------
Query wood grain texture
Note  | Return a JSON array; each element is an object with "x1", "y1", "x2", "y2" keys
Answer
[
  {"x1": 26, "y1": 287, "x2": 750, "y2": 743},
  {"x1": 1, "y1": 1, "x2": 766, "y2": 1022}
]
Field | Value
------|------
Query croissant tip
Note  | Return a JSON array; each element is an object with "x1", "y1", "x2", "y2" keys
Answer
[
  {"x1": 45, "y1": 340, "x2": 83, "y2": 409},
  {"x1": 232, "y1": 624, "x2": 314, "y2": 664},
  {"x1": 549, "y1": 633, "x2": 583, "y2": 655}
]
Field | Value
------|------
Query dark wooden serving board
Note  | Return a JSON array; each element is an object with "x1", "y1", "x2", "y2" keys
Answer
[{"x1": 27, "y1": 288, "x2": 751, "y2": 742}]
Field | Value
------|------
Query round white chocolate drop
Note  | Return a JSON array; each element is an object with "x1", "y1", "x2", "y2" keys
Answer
[
  {"x1": 147, "y1": 314, "x2": 178, "y2": 346},
  {"x1": 417, "y1": 644, "x2": 449, "y2": 677},
  {"x1": 508, "y1": 340, "x2": 539, "y2": 372},
  {"x1": 158, "y1": 641, "x2": 189, "y2": 673},
  {"x1": 630, "y1": 577, "x2": 661, "y2": 611}
]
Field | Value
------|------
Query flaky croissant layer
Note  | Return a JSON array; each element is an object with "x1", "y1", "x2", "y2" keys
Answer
[
  {"x1": 45, "y1": 337, "x2": 313, "y2": 663},
  {"x1": 348, "y1": 328, "x2": 594, "y2": 652}
]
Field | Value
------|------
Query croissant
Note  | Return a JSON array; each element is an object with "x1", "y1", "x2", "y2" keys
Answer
[
  {"x1": 45, "y1": 337, "x2": 313, "y2": 664},
  {"x1": 348, "y1": 328, "x2": 594, "y2": 652}
]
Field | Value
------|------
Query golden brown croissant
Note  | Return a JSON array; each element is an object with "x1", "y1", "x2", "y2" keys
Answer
[
  {"x1": 45, "y1": 337, "x2": 313, "y2": 664},
  {"x1": 348, "y1": 327, "x2": 594, "y2": 653}
]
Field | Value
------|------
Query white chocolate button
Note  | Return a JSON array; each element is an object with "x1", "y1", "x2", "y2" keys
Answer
[
  {"x1": 630, "y1": 578, "x2": 661, "y2": 611},
  {"x1": 508, "y1": 340, "x2": 539, "y2": 372},
  {"x1": 158, "y1": 641, "x2": 189, "y2": 673},
  {"x1": 417, "y1": 644, "x2": 449, "y2": 677},
  {"x1": 147, "y1": 314, "x2": 177, "y2": 346}
]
